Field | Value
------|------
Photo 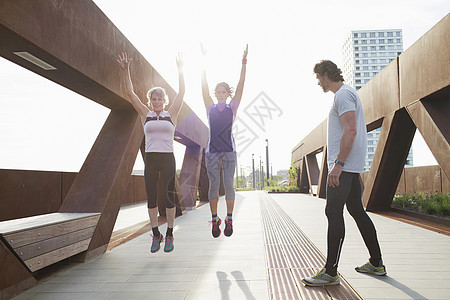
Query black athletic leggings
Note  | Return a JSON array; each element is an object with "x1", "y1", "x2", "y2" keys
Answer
[
  {"x1": 144, "y1": 152, "x2": 176, "y2": 209},
  {"x1": 325, "y1": 171, "x2": 382, "y2": 273}
]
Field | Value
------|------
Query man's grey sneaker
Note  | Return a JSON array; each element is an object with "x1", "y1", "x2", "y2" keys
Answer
[
  {"x1": 355, "y1": 261, "x2": 387, "y2": 276},
  {"x1": 302, "y1": 268, "x2": 340, "y2": 287}
]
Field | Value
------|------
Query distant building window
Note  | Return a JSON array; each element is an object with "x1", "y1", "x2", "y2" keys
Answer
[
  {"x1": 364, "y1": 72, "x2": 370, "y2": 77},
  {"x1": 370, "y1": 32, "x2": 376, "y2": 37},
  {"x1": 380, "y1": 59, "x2": 387, "y2": 63},
  {"x1": 397, "y1": 45, "x2": 402, "y2": 50},
  {"x1": 362, "y1": 59, "x2": 368, "y2": 64},
  {"x1": 354, "y1": 33, "x2": 358, "y2": 38},
  {"x1": 368, "y1": 154, "x2": 374, "y2": 159},
  {"x1": 379, "y1": 39, "x2": 385, "y2": 44},
  {"x1": 356, "y1": 79, "x2": 361, "y2": 84},
  {"x1": 379, "y1": 32, "x2": 384, "y2": 37},
  {"x1": 371, "y1": 59, "x2": 377, "y2": 63},
  {"x1": 371, "y1": 52, "x2": 377, "y2": 57},
  {"x1": 354, "y1": 40, "x2": 358, "y2": 44},
  {"x1": 396, "y1": 38, "x2": 401, "y2": 43},
  {"x1": 397, "y1": 52, "x2": 402, "y2": 56},
  {"x1": 354, "y1": 47, "x2": 359, "y2": 51},
  {"x1": 355, "y1": 73, "x2": 361, "y2": 77},
  {"x1": 396, "y1": 31, "x2": 401, "y2": 37},
  {"x1": 355, "y1": 60, "x2": 360, "y2": 64},
  {"x1": 371, "y1": 66, "x2": 378, "y2": 70},
  {"x1": 361, "y1": 33, "x2": 367, "y2": 38},
  {"x1": 363, "y1": 66, "x2": 369, "y2": 70},
  {"x1": 370, "y1": 46, "x2": 377, "y2": 51},
  {"x1": 372, "y1": 72, "x2": 378, "y2": 76},
  {"x1": 362, "y1": 53, "x2": 368, "y2": 57},
  {"x1": 368, "y1": 147, "x2": 374, "y2": 152},
  {"x1": 368, "y1": 140, "x2": 374, "y2": 145},
  {"x1": 387, "y1": 32, "x2": 393, "y2": 37},
  {"x1": 388, "y1": 52, "x2": 395, "y2": 56},
  {"x1": 388, "y1": 39, "x2": 394, "y2": 44},
  {"x1": 364, "y1": 79, "x2": 370, "y2": 83},
  {"x1": 370, "y1": 39, "x2": 376, "y2": 44},
  {"x1": 362, "y1": 46, "x2": 368, "y2": 51},
  {"x1": 361, "y1": 40, "x2": 367, "y2": 44},
  {"x1": 355, "y1": 53, "x2": 360, "y2": 57},
  {"x1": 379, "y1": 46, "x2": 385, "y2": 50}
]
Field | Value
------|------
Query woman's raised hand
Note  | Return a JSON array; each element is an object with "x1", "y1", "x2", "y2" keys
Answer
[
  {"x1": 117, "y1": 52, "x2": 131, "y2": 70},
  {"x1": 176, "y1": 52, "x2": 184, "y2": 71},
  {"x1": 200, "y1": 43, "x2": 207, "y2": 57},
  {"x1": 242, "y1": 44, "x2": 248, "y2": 59}
]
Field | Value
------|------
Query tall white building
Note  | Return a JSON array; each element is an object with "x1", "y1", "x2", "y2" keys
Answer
[{"x1": 342, "y1": 29, "x2": 413, "y2": 171}]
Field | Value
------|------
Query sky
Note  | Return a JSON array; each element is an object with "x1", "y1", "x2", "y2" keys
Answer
[{"x1": 0, "y1": 0, "x2": 447, "y2": 176}]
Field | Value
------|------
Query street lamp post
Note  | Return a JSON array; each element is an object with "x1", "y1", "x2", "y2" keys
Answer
[
  {"x1": 252, "y1": 154, "x2": 255, "y2": 189},
  {"x1": 266, "y1": 139, "x2": 270, "y2": 187},
  {"x1": 259, "y1": 156, "x2": 262, "y2": 190}
]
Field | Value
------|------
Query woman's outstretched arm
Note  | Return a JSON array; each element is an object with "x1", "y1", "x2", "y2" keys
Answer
[
  {"x1": 117, "y1": 52, "x2": 149, "y2": 124},
  {"x1": 168, "y1": 52, "x2": 185, "y2": 125},
  {"x1": 200, "y1": 44, "x2": 214, "y2": 115},
  {"x1": 230, "y1": 44, "x2": 248, "y2": 115}
]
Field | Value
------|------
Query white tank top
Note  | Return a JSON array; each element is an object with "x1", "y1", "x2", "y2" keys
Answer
[{"x1": 144, "y1": 111, "x2": 175, "y2": 153}]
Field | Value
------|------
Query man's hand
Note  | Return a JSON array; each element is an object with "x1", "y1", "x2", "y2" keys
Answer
[{"x1": 328, "y1": 164, "x2": 343, "y2": 188}]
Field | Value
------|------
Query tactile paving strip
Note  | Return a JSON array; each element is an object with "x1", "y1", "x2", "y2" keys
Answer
[{"x1": 259, "y1": 192, "x2": 363, "y2": 300}]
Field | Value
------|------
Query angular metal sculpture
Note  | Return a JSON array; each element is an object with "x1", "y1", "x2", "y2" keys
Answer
[
  {"x1": 0, "y1": 1, "x2": 208, "y2": 298},
  {"x1": 291, "y1": 14, "x2": 450, "y2": 211}
]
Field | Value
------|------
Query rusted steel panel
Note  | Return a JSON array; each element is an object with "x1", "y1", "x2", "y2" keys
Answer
[
  {"x1": 358, "y1": 58, "x2": 400, "y2": 126},
  {"x1": 399, "y1": 14, "x2": 450, "y2": 107},
  {"x1": 0, "y1": 169, "x2": 61, "y2": 222}
]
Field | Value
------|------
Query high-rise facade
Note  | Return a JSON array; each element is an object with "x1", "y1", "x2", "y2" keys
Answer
[{"x1": 342, "y1": 29, "x2": 413, "y2": 171}]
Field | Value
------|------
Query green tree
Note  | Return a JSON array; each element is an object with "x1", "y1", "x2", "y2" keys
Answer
[{"x1": 288, "y1": 163, "x2": 299, "y2": 187}]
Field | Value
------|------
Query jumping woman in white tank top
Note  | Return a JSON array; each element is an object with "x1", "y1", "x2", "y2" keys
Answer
[{"x1": 117, "y1": 52, "x2": 185, "y2": 253}]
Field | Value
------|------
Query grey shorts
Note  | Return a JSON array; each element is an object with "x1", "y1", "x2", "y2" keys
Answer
[{"x1": 205, "y1": 151, "x2": 236, "y2": 200}]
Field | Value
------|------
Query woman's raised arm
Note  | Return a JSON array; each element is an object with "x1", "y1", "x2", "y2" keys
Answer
[
  {"x1": 117, "y1": 52, "x2": 149, "y2": 123},
  {"x1": 168, "y1": 52, "x2": 185, "y2": 125}
]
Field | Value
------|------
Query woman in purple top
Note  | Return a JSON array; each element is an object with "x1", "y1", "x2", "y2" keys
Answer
[{"x1": 201, "y1": 44, "x2": 248, "y2": 238}]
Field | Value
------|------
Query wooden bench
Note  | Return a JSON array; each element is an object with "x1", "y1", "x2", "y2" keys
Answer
[{"x1": 0, "y1": 213, "x2": 100, "y2": 272}]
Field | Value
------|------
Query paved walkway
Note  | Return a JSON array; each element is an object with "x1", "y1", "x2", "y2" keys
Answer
[{"x1": 12, "y1": 191, "x2": 450, "y2": 300}]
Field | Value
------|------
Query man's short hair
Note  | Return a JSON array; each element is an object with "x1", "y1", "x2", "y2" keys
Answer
[{"x1": 313, "y1": 60, "x2": 344, "y2": 82}]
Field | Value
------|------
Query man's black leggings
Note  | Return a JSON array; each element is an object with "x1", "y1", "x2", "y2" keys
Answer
[
  {"x1": 325, "y1": 171, "x2": 382, "y2": 274},
  {"x1": 144, "y1": 152, "x2": 176, "y2": 209}
]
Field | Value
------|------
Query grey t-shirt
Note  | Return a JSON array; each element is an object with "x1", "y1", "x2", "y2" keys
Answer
[{"x1": 327, "y1": 84, "x2": 367, "y2": 173}]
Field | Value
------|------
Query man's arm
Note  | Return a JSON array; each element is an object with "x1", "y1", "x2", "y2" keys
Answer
[{"x1": 328, "y1": 110, "x2": 357, "y2": 187}]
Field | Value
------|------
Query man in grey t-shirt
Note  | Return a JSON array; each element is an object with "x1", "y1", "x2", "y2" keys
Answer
[{"x1": 302, "y1": 60, "x2": 386, "y2": 287}]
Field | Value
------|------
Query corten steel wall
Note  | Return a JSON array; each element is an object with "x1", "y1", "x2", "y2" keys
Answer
[
  {"x1": 291, "y1": 14, "x2": 450, "y2": 211},
  {"x1": 0, "y1": 1, "x2": 209, "y2": 298},
  {"x1": 0, "y1": 169, "x2": 148, "y2": 222}
]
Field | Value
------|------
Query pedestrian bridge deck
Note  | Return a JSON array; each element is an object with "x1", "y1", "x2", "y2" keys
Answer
[{"x1": 13, "y1": 191, "x2": 450, "y2": 300}]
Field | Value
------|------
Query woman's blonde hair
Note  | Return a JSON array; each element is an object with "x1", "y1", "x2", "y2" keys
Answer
[{"x1": 146, "y1": 87, "x2": 169, "y2": 107}]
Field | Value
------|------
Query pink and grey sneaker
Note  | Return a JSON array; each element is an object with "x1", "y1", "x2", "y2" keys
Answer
[
  {"x1": 224, "y1": 218, "x2": 233, "y2": 237},
  {"x1": 210, "y1": 217, "x2": 222, "y2": 238},
  {"x1": 164, "y1": 236, "x2": 174, "y2": 252},
  {"x1": 150, "y1": 234, "x2": 163, "y2": 253}
]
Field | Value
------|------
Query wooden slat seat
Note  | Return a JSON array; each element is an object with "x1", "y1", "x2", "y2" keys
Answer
[{"x1": 0, "y1": 213, "x2": 100, "y2": 272}]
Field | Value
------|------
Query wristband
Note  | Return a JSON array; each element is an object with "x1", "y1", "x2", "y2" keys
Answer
[
  {"x1": 242, "y1": 58, "x2": 247, "y2": 64},
  {"x1": 334, "y1": 159, "x2": 345, "y2": 167}
]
